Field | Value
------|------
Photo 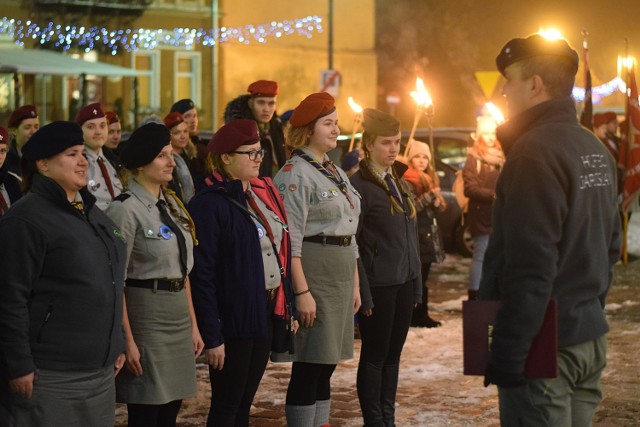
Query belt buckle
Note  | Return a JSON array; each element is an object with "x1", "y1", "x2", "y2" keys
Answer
[
  {"x1": 170, "y1": 280, "x2": 183, "y2": 292},
  {"x1": 340, "y1": 236, "x2": 350, "y2": 246}
]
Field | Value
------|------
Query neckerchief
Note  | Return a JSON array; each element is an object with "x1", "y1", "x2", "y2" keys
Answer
[{"x1": 292, "y1": 149, "x2": 355, "y2": 209}]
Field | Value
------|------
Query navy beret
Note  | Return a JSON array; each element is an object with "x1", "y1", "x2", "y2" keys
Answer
[
  {"x1": 362, "y1": 108, "x2": 401, "y2": 137},
  {"x1": 22, "y1": 121, "x2": 84, "y2": 161},
  {"x1": 120, "y1": 123, "x2": 171, "y2": 169},
  {"x1": 170, "y1": 99, "x2": 196, "y2": 114},
  {"x1": 496, "y1": 34, "x2": 579, "y2": 76},
  {"x1": 208, "y1": 119, "x2": 260, "y2": 154},
  {"x1": 341, "y1": 150, "x2": 360, "y2": 171}
]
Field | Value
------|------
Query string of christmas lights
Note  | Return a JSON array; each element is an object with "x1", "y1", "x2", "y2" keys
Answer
[
  {"x1": 572, "y1": 76, "x2": 625, "y2": 103},
  {"x1": 0, "y1": 15, "x2": 323, "y2": 55}
]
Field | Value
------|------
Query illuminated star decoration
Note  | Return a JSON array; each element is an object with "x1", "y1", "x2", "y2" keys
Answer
[{"x1": 0, "y1": 15, "x2": 323, "y2": 55}]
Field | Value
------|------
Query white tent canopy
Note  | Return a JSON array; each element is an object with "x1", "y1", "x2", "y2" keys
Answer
[{"x1": 0, "y1": 48, "x2": 138, "y2": 76}]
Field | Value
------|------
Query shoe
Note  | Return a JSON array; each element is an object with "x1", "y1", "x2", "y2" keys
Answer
[{"x1": 411, "y1": 314, "x2": 442, "y2": 328}]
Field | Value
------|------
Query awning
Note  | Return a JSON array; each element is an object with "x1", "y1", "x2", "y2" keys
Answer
[{"x1": 0, "y1": 48, "x2": 138, "y2": 76}]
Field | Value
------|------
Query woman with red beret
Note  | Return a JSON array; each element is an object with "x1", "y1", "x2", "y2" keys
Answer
[
  {"x1": 5, "y1": 105, "x2": 39, "y2": 177},
  {"x1": 163, "y1": 112, "x2": 196, "y2": 203},
  {"x1": 189, "y1": 119, "x2": 295, "y2": 426},
  {"x1": 0, "y1": 126, "x2": 22, "y2": 217},
  {"x1": 274, "y1": 93, "x2": 361, "y2": 427}
]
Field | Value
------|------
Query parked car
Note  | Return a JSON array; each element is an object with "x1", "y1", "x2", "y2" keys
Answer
[{"x1": 330, "y1": 127, "x2": 474, "y2": 257}]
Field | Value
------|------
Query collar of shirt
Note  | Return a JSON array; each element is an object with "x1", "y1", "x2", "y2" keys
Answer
[
  {"x1": 84, "y1": 146, "x2": 104, "y2": 161},
  {"x1": 300, "y1": 147, "x2": 329, "y2": 164},
  {"x1": 128, "y1": 178, "x2": 166, "y2": 211},
  {"x1": 368, "y1": 160, "x2": 392, "y2": 181}
]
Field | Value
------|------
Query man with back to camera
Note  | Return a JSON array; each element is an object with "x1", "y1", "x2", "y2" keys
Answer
[
  {"x1": 479, "y1": 34, "x2": 620, "y2": 426},
  {"x1": 224, "y1": 80, "x2": 286, "y2": 177}
]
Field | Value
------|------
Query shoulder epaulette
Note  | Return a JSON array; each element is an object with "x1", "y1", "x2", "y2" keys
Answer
[{"x1": 113, "y1": 193, "x2": 131, "y2": 202}]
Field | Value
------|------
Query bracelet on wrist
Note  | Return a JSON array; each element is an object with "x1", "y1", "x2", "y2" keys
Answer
[{"x1": 294, "y1": 289, "x2": 310, "y2": 297}]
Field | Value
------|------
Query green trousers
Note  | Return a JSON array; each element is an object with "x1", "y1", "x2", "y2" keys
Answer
[{"x1": 498, "y1": 334, "x2": 607, "y2": 427}]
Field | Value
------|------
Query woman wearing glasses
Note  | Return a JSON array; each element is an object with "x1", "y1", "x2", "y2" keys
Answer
[{"x1": 189, "y1": 119, "x2": 295, "y2": 426}]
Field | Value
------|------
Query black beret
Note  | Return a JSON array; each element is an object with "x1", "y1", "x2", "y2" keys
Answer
[
  {"x1": 362, "y1": 108, "x2": 401, "y2": 137},
  {"x1": 496, "y1": 34, "x2": 579, "y2": 76},
  {"x1": 22, "y1": 121, "x2": 84, "y2": 161},
  {"x1": 120, "y1": 123, "x2": 171, "y2": 169},
  {"x1": 170, "y1": 99, "x2": 196, "y2": 114}
]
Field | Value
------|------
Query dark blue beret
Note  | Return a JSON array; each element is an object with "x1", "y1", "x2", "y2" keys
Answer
[
  {"x1": 496, "y1": 34, "x2": 579, "y2": 76},
  {"x1": 120, "y1": 123, "x2": 170, "y2": 169},
  {"x1": 170, "y1": 99, "x2": 196, "y2": 114},
  {"x1": 22, "y1": 121, "x2": 84, "y2": 161},
  {"x1": 280, "y1": 109, "x2": 294, "y2": 123},
  {"x1": 341, "y1": 150, "x2": 360, "y2": 171}
]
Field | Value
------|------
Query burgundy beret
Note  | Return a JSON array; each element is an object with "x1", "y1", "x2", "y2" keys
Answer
[
  {"x1": 21, "y1": 121, "x2": 84, "y2": 161},
  {"x1": 170, "y1": 99, "x2": 196, "y2": 114},
  {"x1": 208, "y1": 119, "x2": 260, "y2": 154},
  {"x1": 289, "y1": 92, "x2": 336, "y2": 127},
  {"x1": 105, "y1": 111, "x2": 120, "y2": 125},
  {"x1": 496, "y1": 34, "x2": 579, "y2": 76},
  {"x1": 0, "y1": 126, "x2": 8, "y2": 144},
  {"x1": 75, "y1": 102, "x2": 105, "y2": 126},
  {"x1": 247, "y1": 80, "x2": 279, "y2": 97},
  {"x1": 8, "y1": 105, "x2": 38, "y2": 128},
  {"x1": 163, "y1": 112, "x2": 185, "y2": 130},
  {"x1": 120, "y1": 123, "x2": 170, "y2": 169}
]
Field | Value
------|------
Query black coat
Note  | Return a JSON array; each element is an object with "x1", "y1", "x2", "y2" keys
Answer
[
  {"x1": 350, "y1": 161, "x2": 422, "y2": 311},
  {"x1": 0, "y1": 164, "x2": 22, "y2": 211},
  {"x1": 224, "y1": 95, "x2": 286, "y2": 178},
  {"x1": 462, "y1": 154, "x2": 500, "y2": 237},
  {"x1": 0, "y1": 174, "x2": 126, "y2": 381}
]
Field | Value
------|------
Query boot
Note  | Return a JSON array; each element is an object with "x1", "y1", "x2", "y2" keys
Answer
[
  {"x1": 411, "y1": 285, "x2": 441, "y2": 328},
  {"x1": 380, "y1": 363, "x2": 400, "y2": 427},
  {"x1": 467, "y1": 289, "x2": 479, "y2": 301},
  {"x1": 357, "y1": 361, "x2": 385, "y2": 426}
]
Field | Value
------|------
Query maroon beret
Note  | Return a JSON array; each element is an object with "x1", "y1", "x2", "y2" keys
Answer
[
  {"x1": 593, "y1": 112, "x2": 618, "y2": 128},
  {"x1": 496, "y1": 34, "x2": 579, "y2": 76},
  {"x1": 8, "y1": 105, "x2": 38, "y2": 128},
  {"x1": 0, "y1": 126, "x2": 8, "y2": 145},
  {"x1": 208, "y1": 119, "x2": 260, "y2": 154},
  {"x1": 163, "y1": 112, "x2": 185, "y2": 130},
  {"x1": 247, "y1": 80, "x2": 279, "y2": 97},
  {"x1": 75, "y1": 102, "x2": 106, "y2": 126},
  {"x1": 289, "y1": 92, "x2": 336, "y2": 127},
  {"x1": 105, "y1": 111, "x2": 120, "y2": 125}
]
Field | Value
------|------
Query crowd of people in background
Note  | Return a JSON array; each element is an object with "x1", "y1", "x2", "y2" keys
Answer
[{"x1": 0, "y1": 33, "x2": 623, "y2": 427}]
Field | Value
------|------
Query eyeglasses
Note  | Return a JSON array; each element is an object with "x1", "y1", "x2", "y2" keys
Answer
[
  {"x1": 229, "y1": 148, "x2": 266, "y2": 161},
  {"x1": 0, "y1": 148, "x2": 8, "y2": 154}
]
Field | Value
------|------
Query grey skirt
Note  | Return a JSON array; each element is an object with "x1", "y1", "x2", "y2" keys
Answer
[
  {"x1": 117, "y1": 286, "x2": 196, "y2": 404},
  {"x1": 293, "y1": 242, "x2": 357, "y2": 364}
]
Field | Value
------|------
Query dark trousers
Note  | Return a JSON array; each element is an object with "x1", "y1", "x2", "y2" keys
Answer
[
  {"x1": 357, "y1": 281, "x2": 414, "y2": 426},
  {"x1": 286, "y1": 362, "x2": 337, "y2": 405},
  {"x1": 127, "y1": 400, "x2": 183, "y2": 427}
]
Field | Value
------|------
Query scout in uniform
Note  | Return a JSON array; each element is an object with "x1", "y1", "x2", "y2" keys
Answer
[
  {"x1": 5, "y1": 104, "x2": 39, "y2": 177},
  {"x1": 76, "y1": 102, "x2": 123, "y2": 210},
  {"x1": 0, "y1": 126, "x2": 22, "y2": 216},
  {"x1": 273, "y1": 92, "x2": 361, "y2": 427}
]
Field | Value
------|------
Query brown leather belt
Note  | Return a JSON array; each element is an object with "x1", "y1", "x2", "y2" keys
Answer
[{"x1": 126, "y1": 278, "x2": 185, "y2": 292}]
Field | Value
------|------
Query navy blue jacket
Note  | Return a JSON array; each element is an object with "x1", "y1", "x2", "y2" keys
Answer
[
  {"x1": 0, "y1": 164, "x2": 22, "y2": 209},
  {"x1": 189, "y1": 175, "x2": 292, "y2": 349}
]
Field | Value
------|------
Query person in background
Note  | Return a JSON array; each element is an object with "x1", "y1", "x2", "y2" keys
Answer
[
  {"x1": 225, "y1": 80, "x2": 287, "y2": 177},
  {"x1": 350, "y1": 108, "x2": 422, "y2": 426},
  {"x1": 189, "y1": 118, "x2": 295, "y2": 426},
  {"x1": 106, "y1": 122, "x2": 203, "y2": 427},
  {"x1": 5, "y1": 104, "x2": 39, "y2": 177},
  {"x1": 76, "y1": 102, "x2": 123, "y2": 209},
  {"x1": 341, "y1": 150, "x2": 361, "y2": 177},
  {"x1": 593, "y1": 111, "x2": 620, "y2": 160},
  {"x1": 0, "y1": 121, "x2": 126, "y2": 426},
  {"x1": 403, "y1": 140, "x2": 446, "y2": 327},
  {"x1": 480, "y1": 34, "x2": 620, "y2": 425},
  {"x1": 105, "y1": 111, "x2": 123, "y2": 151},
  {"x1": 463, "y1": 114, "x2": 504, "y2": 301},
  {"x1": 164, "y1": 112, "x2": 196, "y2": 204},
  {"x1": 274, "y1": 92, "x2": 361, "y2": 427},
  {"x1": 0, "y1": 126, "x2": 22, "y2": 217},
  {"x1": 170, "y1": 99, "x2": 209, "y2": 187}
]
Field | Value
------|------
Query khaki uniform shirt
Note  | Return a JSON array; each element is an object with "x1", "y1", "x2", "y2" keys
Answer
[
  {"x1": 85, "y1": 147, "x2": 123, "y2": 210},
  {"x1": 247, "y1": 185, "x2": 285, "y2": 290},
  {"x1": 105, "y1": 179, "x2": 194, "y2": 280},
  {"x1": 274, "y1": 147, "x2": 361, "y2": 257}
]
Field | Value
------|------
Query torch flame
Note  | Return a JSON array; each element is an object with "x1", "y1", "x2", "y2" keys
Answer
[
  {"x1": 538, "y1": 27, "x2": 563, "y2": 40},
  {"x1": 348, "y1": 97, "x2": 363, "y2": 113},
  {"x1": 485, "y1": 102, "x2": 505, "y2": 124},
  {"x1": 410, "y1": 77, "x2": 433, "y2": 107}
]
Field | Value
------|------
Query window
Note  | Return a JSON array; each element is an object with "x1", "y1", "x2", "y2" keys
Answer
[
  {"x1": 174, "y1": 52, "x2": 201, "y2": 107},
  {"x1": 132, "y1": 50, "x2": 160, "y2": 112}
]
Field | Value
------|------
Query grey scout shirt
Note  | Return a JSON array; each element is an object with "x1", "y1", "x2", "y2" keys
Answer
[
  {"x1": 85, "y1": 147, "x2": 123, "y2": 210},
  {"x1": 105, "y1": 179, "x2": 194, "y2": 280},
  {"x1": 273, "y1": 147, "x2": 361, "y2": 258}
]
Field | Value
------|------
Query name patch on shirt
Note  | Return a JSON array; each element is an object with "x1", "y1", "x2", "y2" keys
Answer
[{"x1": 579, "y1": 154, "x2": 613, "y2": 190}]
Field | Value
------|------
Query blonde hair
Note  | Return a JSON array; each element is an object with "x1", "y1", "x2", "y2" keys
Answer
[{"x1": 286, "y1": 120, "x2": 316, "y2": 150}]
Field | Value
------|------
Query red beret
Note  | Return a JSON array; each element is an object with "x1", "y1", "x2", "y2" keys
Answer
[
  {"x1": 0, "y1": 126, "x2": 8, "y2": 144},
  {"x1": 163, "y1": 112, "x2": 185, "y2": 130},
  {"x1": 247, "y1": 80, "x2": 279, "y2": 97},
  {"x1": 8, "y1": 105, "x2": 38, "y2": 128},
  {"x1": 208, "y1": 119, "x2": 260, "y2": 154},
  {"x1": 105, "y1": 111, "x2": 120, "y2": 125},
  {"x1": 289, "y1": 92, "x2": 336, "y2": 127},
  {"x1": 75, "y1": 102, "x2": 105, "y2": 126},
  {"x1": 593, "y1": 112, "x2": 617, "y2": 128}
]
